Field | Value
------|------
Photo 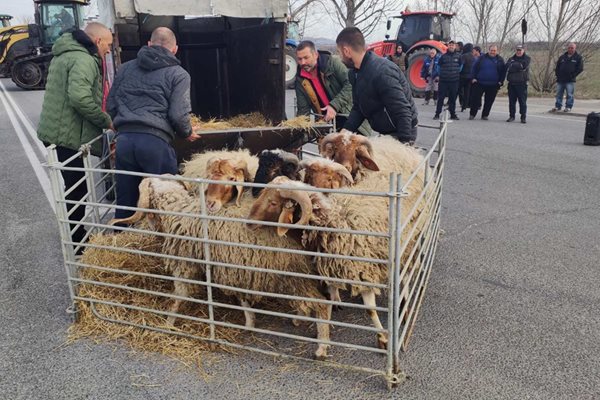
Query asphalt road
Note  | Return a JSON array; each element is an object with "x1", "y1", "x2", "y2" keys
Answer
[{"x1": 1, "y1": 77, "x2": 599, "y2": 399}]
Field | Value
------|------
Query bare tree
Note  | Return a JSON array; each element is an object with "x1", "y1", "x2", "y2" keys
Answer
[
  {"x1": 494, "y1": 0, "x2": 536, "y2": 50},
  {"x1": 288, "y1": 0, "x2": 323, "y2": 37},
  {"x1": 321, "y1": 0, "x2": 401, "y2": 37},
  {"x1": 16, "y1": 15, "x2": 34, "y2": 25},
  {"x1": 530, "y1": 0, "x2": 600, "y2": 92}
]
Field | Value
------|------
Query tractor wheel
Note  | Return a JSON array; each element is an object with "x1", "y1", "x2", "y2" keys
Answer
[
  {"x1": 406, "y1": 49, "x2": 430, "y2": 98},
  {"x1": 285, "y1": 45, "x2": 297, "y2": 89},
  {"x1": 12, "y1": 60, "x2": 44, "y2": 90}
]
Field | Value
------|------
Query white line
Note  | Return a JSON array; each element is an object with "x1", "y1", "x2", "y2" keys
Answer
[
  {"x1": 0, "y1": 88, "x2": 55, "y2": 212},
  {"x1": 0, "y1": 80, "x2": 48, "y2": 157}
]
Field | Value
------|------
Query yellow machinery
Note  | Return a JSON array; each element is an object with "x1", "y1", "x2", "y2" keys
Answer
[{"x1": 0, "y1": 1, "x2": 89, "y2": 89}]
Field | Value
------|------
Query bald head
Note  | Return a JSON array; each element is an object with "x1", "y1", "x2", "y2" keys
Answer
[
  {"x1": 149, "y1": 27, "x2": 177, "y2": 53},
  {"x1": 84, "y1": 22, "x2": 112, "y2": 57}
]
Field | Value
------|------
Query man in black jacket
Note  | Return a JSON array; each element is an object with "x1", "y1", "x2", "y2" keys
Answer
[
  {"x1": 107, "y1": 27, "x2": 199, "y2": 219},
  {"x1": 434, "y1": 40, "x2": 462, "y2": 120},
  {"x1": 505, "y1": 44, "x2": 531, "y2": 123},
  {"x1": 336, "y1": 27, "x2": 418, "y2": 143},
  {"x1": 458, "y1": 43, "x2": 475, "y2": 112},
  {"x1": 552, "y1": 42, "x2": 584, "y2": 113}
]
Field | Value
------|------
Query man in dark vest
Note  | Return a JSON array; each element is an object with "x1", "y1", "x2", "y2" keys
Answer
[
  {"x1": 505, "y1": 44, "x2": 531, "y2": 123},
  {"x1": 434, "y1": 40, "x2": 462, "y2": 120}
]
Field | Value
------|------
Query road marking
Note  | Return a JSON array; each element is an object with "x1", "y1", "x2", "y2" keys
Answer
[
  {"x1": 0, "y1": 88, "x2": 55, "y2": 212},
  {"x1": 488, "y1": 109, "x2": 586, "y2": 122},
  {"x1": 0, "y1": 80, "x2": 48, "y2": 157}
]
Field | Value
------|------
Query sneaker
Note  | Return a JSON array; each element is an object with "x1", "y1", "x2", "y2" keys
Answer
[
  {"x1": 481, "y1": 116, "x2": 489, "y2": 120},
  {"x1": 564, "y1": 108, "x2": 571, "y2": 112},
  {"x1": 468, "y1": 115, "x2": 475, "y2": 120},
  {"x1": 506, "y1": 117, "x2": 515, "y2": 122},
  {"x1": 521, "y1": 116, "x2": 526, "y2": 124},
  {"x1": 461, "y1": 107, "x2": 466, "y2": 112},
  {"x1": 551, "y1": 107, "x2": 560, "y2": 112},
  {"x1": 433, "y1": 114, "x2": 440, "y2": 120},
  {"x1": 450, "y1": 115, "x2": 460, "y2": 120}
]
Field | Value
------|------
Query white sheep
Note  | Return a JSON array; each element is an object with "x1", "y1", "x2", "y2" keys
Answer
[{"x1": 110, "y1": 176, "x2": 332, "y2": 360}]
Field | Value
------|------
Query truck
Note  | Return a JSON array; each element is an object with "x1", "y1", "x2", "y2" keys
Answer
[{"x1": 368, "y1": 10, "x2": 454, "y2": 97}]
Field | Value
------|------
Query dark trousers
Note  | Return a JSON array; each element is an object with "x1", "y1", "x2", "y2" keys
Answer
[
  {"x1": 115, "y1": 133, "x2": 178, "y2": 219},
  {"x1": 436, "y1": 81, "x2": 459, "y2": 116},
  {"x1": 508, "y1": 84, "x2": 528, "y2": 117},
  {"x1": 470, "y1": 83, "x2": 499, "y2": 117},
  {"x1": 458, "y1": 77, "x2": 472, "y2": 110},
  {"x1": 54, "y1": 145, "x2": 88, "y2": 244}
]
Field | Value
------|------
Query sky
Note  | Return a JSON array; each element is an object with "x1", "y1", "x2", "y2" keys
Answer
[{"x1": 0, "y1": 1, "x2": 35, "y2": 22}]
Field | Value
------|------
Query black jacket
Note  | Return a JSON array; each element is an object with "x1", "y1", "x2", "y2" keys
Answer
[
  {"x1": 505, "y1": 53, "x2": 531, "y2": 84},
  {"x1": 107, "y1": 45, "x2": 192, "y2": 144},
  {"x1": 344, "y1": 51, "x2": 418, "y2": 143},
  {"x1": 437, "y1": 50, "x2": 462, "y2": 82},
  {"x1": 555, "y1": 51, "x2": 584, "y2": 83},
  {"x1": 460, "y1": 43, "x2": 475, "y2": 79}
]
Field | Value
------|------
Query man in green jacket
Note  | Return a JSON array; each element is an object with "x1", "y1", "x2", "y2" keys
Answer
[
  {"x1": 37, "y1": 22, "x2": 113, "y2": 249},
  {"x1": 294, "y1": 40, "x2": 370, "y2": 135}
]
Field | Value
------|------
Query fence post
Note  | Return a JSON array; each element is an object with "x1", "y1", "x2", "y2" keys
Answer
[
  {"x1": 198, "y1": 181, "x2": 216, "y2": 341},
  {"x1": 385, "y1": 172, "x2": 397, "y2": 387},
  {"x1": 391, "y1": 173, "x2": 405, "y2": 387},
  {"x1": 47, "y1": 145, "x2": 79, "y2": 320},
  {"x1": 81, "y1": 145, "x2": 101, "y2": 232}
]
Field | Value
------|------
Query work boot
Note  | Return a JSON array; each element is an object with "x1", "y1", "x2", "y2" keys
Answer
[
  {"x1": 564, "y1": 108, "x2": 571, "y2": 112},
  {"x1": 521, "y1": 115, "x2": 526, "y2": 124},
  {"x1": 468, "y1": 115, "x2": 475, "y2": 120},
  {"x1": 506, "y1": 116, "x2": 515, "y2": 122},
  {"x1": 450, "y1": 114, "x2": 460, "y2": 120},
  {"x1": 481, "y1": 116, "x2": 489, "y2": 120},
  {"x1": 433, "y1": 114, "x2": 440, "y2": 120}
]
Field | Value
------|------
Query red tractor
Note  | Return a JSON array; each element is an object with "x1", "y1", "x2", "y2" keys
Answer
[{"x1": 368, "y1": 10, "x2": 454, "y2": 97}]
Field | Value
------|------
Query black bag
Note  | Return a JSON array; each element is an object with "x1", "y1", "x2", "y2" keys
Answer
[{"x1": 584, "y1": 112, "x2": 600, "y2": 146}]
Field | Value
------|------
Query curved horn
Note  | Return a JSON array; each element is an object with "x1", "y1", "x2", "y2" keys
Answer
[
  {"x1": 318, "y1": 133, "x2": 341, "y2": 155},
  {"x1": 109, "y1": 178, "x2": 153, "y2": 226},
  {"x1": 331, "y1": 162, "x2": 354, "y2": 185},
  {"x1": 234, "y1": 159, "x2": 250, "y2": 206},
  {"x1": 276, "y1": 187, "x2": 312, "y2": 235}
]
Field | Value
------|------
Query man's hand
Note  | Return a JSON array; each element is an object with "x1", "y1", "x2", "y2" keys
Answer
[
  {"x1": 186, "y1": 132, "x2": 201, "y2": 142},
  {"x1": 321, "y1": 105, "x2": 337, "y2": 122}
]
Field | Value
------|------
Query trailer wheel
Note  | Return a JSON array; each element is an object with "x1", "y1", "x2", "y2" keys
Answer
[
  {"x1": 285, "y1": 45, "x2": 297, "y2": 89},
  {"x1": 12, "y1": 60, "x2": 44, "y2": 90},
  {"x1": 406, "y1": 49, "x2": 430, "y2": 98}
]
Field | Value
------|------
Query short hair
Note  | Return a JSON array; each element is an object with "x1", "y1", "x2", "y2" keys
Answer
[
  {"x1": 336, "y1": 27, "x2": 365, "y2": 51},
  {"x1": 489, "y1": 44, "x2": 498, "y2": 50},
  {"x1": 84, "y1": 22, "x2": 111, "y2": 41},
  {"x1": 297, "y1": 40, "x2": 316, "y2": 53},
  {"x1": 473, "y1": 46, "x2": 482, "y2": 53},
  {"x1": 150, "y1": 27, "x2": 177, "y2": 49}
]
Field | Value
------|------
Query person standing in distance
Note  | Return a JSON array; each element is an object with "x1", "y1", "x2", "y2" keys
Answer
[
  {"x1": 469, "y1": 45, "x2": 505, "y2": 120},
  {"x1": 505, "y1": 44, "x2": 531, "y2": 123},
  {"x1": 552, "y1": 42, "x2": 584, "y2": 113},
  {"x1": 434, "y1": 40, "x2": 462, "y2": 121}
]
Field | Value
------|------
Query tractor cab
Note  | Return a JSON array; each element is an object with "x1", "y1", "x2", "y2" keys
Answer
[
  {"x1": 0, "y1": 15, "x2": 13, "y2": 28},
  {"x1": 35, "y1": 0, "x2": 88, "y2": 48},
  {"x1": 387, "y1": 11, "x2": 453, "y2": 51}
]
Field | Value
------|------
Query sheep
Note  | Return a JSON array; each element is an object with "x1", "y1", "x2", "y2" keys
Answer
[
  {"x1": 299, "y1": 158, "x2": 354, "y2": 190},
  {"x1": 248, "y1": 176, "x2": 392, "y2": 349},
  {"x1": 109, "y1": 175, "x2": 332, "y2": 360},
  {"x1": 180, "y1": 149, "x2": 259, "y2": 212},
  {"x1": 252, "y1": 149, "x2": 301, "y2": 197}
]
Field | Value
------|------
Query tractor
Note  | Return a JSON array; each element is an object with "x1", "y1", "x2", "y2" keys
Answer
[
  {"x1": 0, "y1": 0, "x2": 89, "y2": 90},
  {"x1": 284, "y1": 19, "x2": 301, "y2": 88},
  {"x1": 368, "y1": 10, "x2": 454, "y2": 97}
]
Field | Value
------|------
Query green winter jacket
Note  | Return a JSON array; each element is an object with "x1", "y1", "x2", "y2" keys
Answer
[{"x1": 37, "y1": 30, "x2": 111, "y2": 156}]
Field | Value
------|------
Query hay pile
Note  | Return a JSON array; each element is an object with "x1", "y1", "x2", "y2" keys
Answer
[
  {"x1": 68, "y1": 232, "x2": 245, "y2": 367},
  {"x1": 191, "y1": 113, "x2": 325, "y2": 132}
]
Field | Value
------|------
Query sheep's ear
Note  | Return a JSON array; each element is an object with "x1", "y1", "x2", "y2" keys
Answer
[
  {"x1": 206, "y1": 157, "x2": 221, "y2": 174},
  {"x1": 357, "y1": 146, "x2": 380, "y2": 171},
  {"x1": 277, "y1": 206, "x2": 294, "y2": 237}
]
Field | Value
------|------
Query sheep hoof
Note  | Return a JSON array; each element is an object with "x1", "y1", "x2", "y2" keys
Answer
[
  {"x1": 332, "y1": 305, "x2": 343, "y2": 312},
  {"x1": 314, "y1": 346, "x2": 330, "y2": 361},
  {"x1": 166, "y1": 316, "x2": 177, "y2": 327},
  {"x1": 291, "y1": 318, "x2": 301, "y2": 327},
  {"x1": 377, "y1": 333, "x2": 388, "y2": 350}
]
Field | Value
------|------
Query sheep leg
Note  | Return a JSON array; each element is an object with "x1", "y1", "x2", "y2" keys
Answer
[
  {"x1": 292, "y1": 308, "x2": 309, "y2": 327},
  {"x1": 313, "y1": 303, "x2": 332, "y2": 361},
  {"x1": 361, "y1": 290, "x2": 388, "y2": 350},
  {"x1": 328, "y1": 286, "x2": 342, "y2": 311},
  {"x1": 167, "y1": 279, "x2": 188, "y2": 326},
  {"x1": 241, "y1": 300, "x2": 255, "y2": 328}
]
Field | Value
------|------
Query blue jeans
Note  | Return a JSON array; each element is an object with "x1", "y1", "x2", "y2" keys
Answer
[
  {"x1": 115, "y1": 133, "x2": 178, "y2": 218},
  {"x1": 555, "y1": 82, "x2": 575, "y2": 109}
]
